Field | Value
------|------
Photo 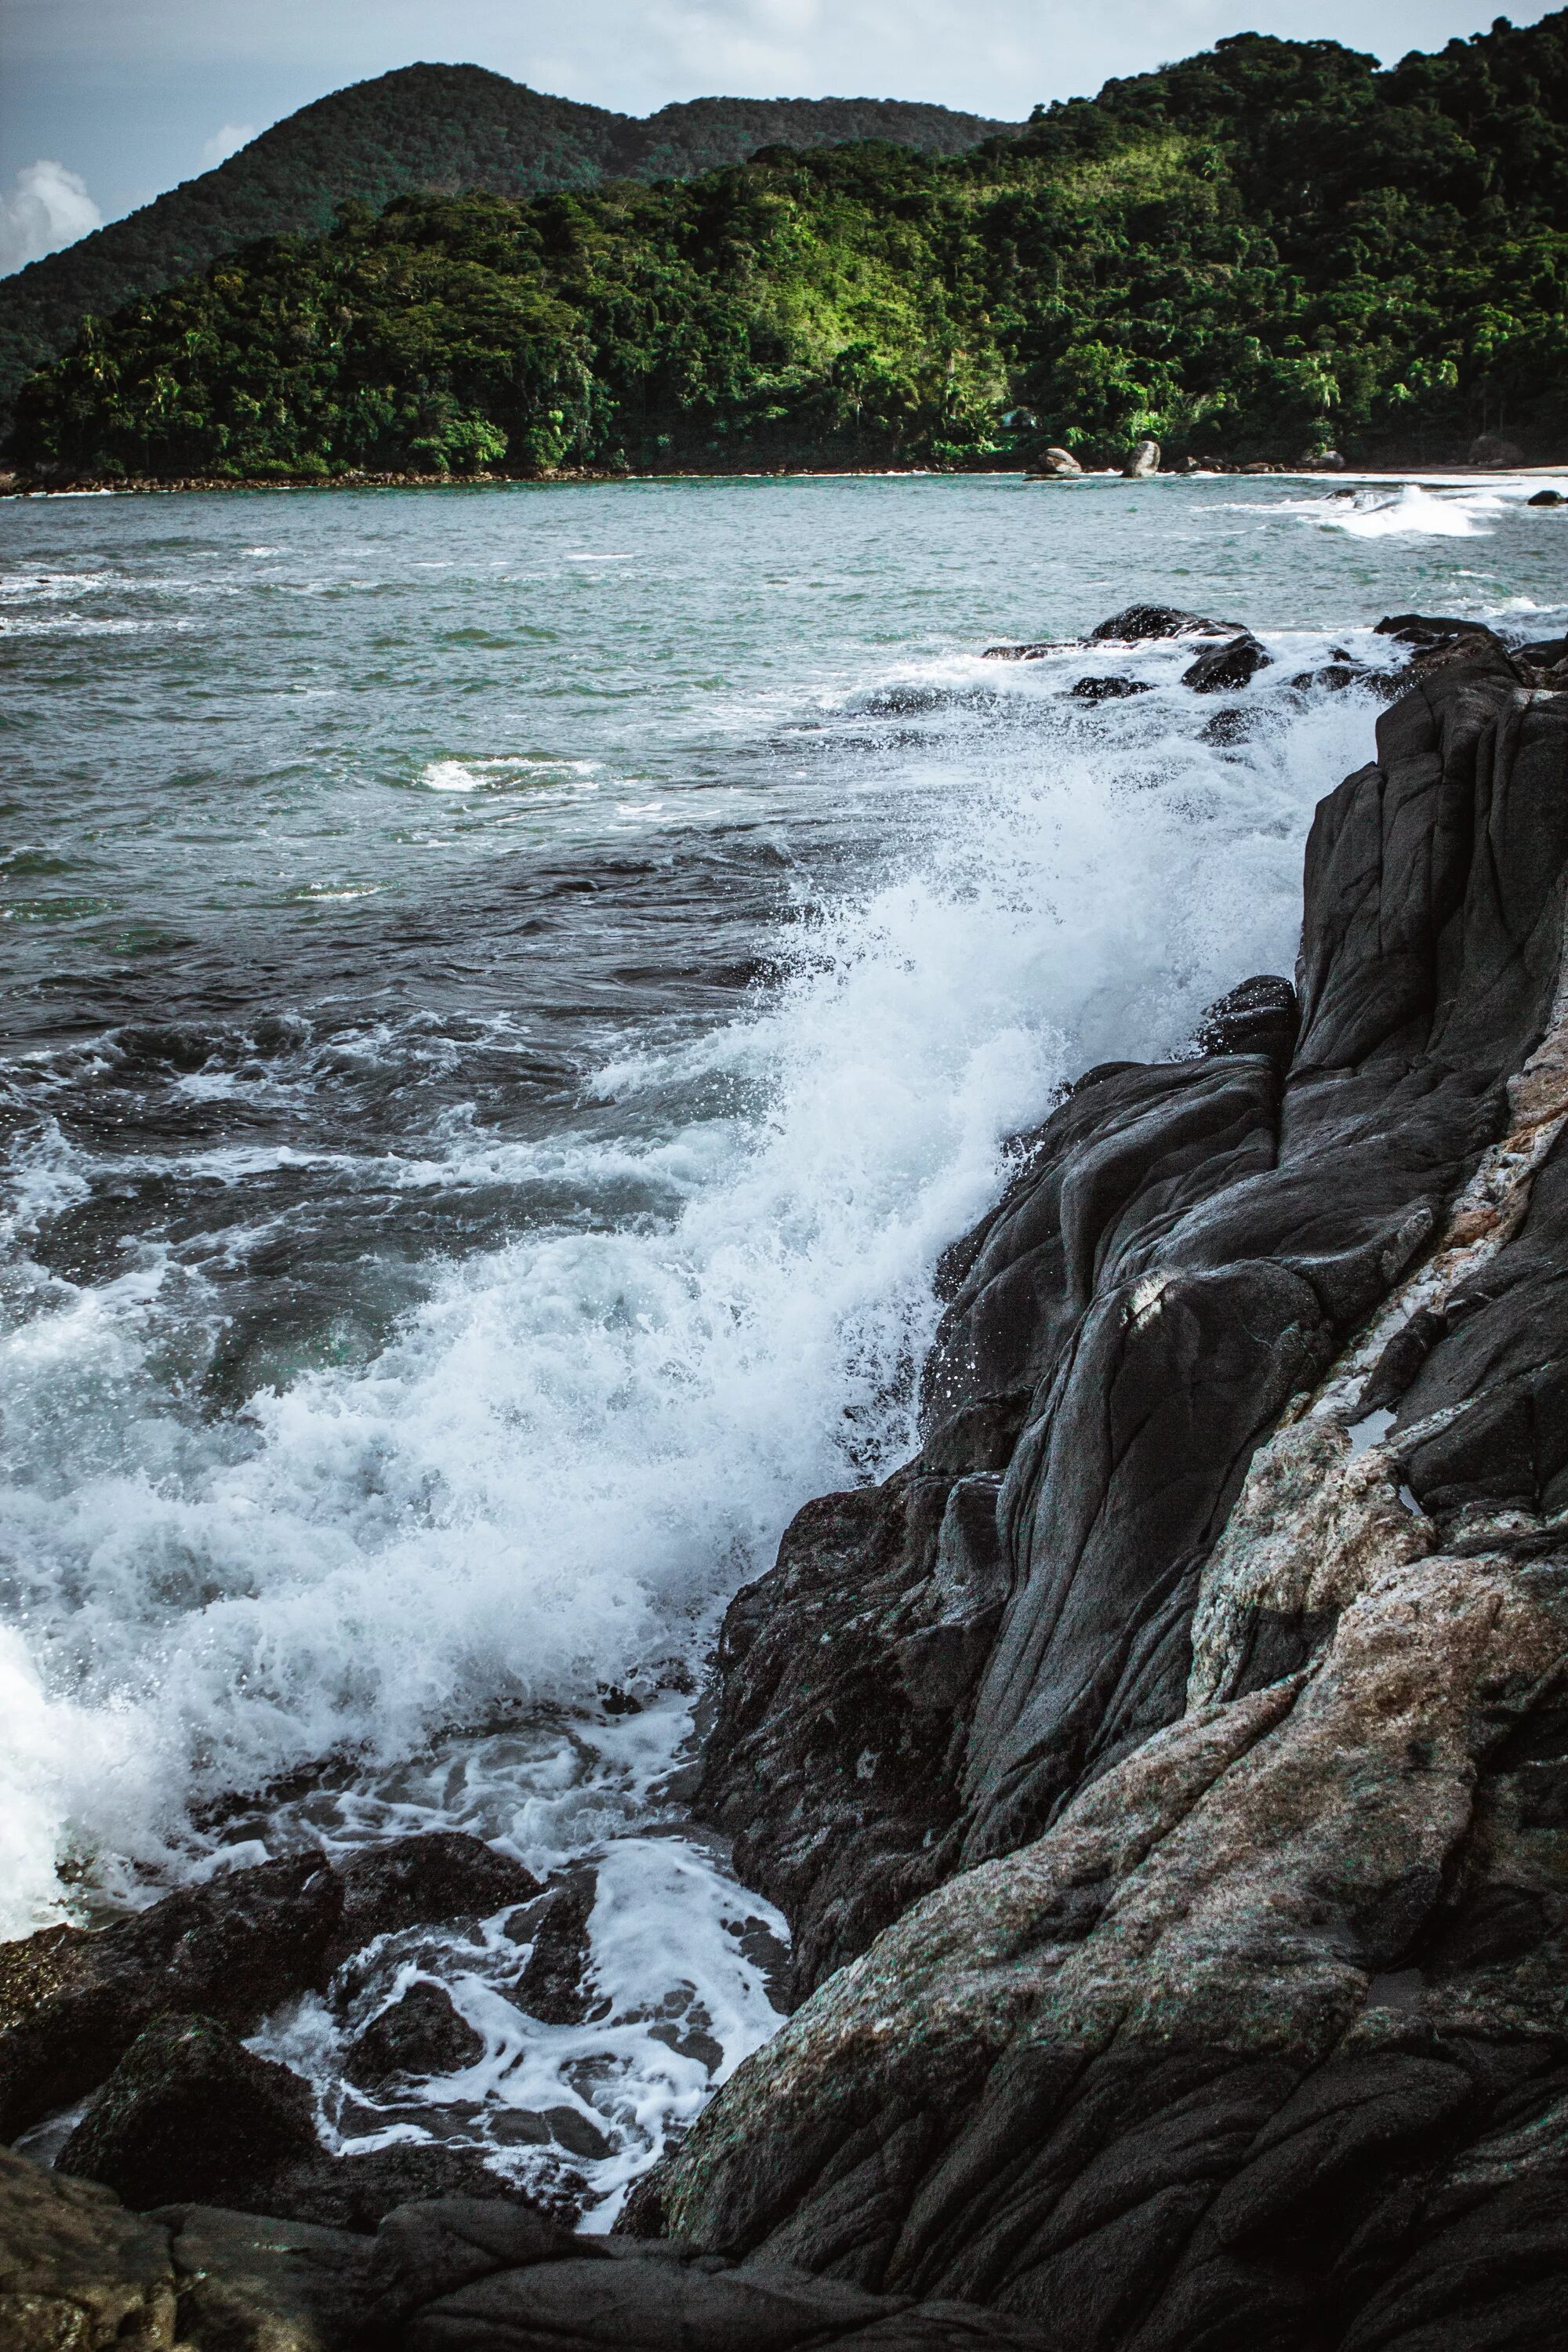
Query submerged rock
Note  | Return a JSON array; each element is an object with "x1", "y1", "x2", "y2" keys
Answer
[
  {"x1": 1068, "y1": 675, "x2": 1152, "y2": 702},
  {"x1": 1528, "y1": 488, "x2": 1566, "y2": 506},
  {"x1": 343, "y1": 1982, "x2": 484, "y2": 2088},
  {"x1": 511, "y1": 1879, "x2": 597, "y2": 2025}
]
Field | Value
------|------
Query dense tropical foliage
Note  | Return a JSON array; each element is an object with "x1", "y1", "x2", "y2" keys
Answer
[
  {"x1": 0, "y1": 69, "x2": 1006, "y2": 425},
  {"x1": 12, "y1": 15, "x2": 1568, "y2": 480}
]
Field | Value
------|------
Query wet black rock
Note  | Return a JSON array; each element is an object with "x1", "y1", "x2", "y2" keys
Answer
[
  {"x1": 512, "y1": 1880, "x2": 597, "y2": 2024},
  {"x1": 1087, "y1": 604, "x2": 1239, "y2": 643},
  {"x1": 1181, "y1": 631, "x2": 1271, "y2": 691},
  {"x1": 328, "y1": 1832, "x2": 542, "y2": 1973},
  {"x1": 1192, "y1": 975, "x2": 1299, "y2": 1064},
  {"x1": 1068, "y1": 675, "x2": 1152, "y2": 702},
  {"x1": 1287, "y1": 662, "x2": 1364, "y2": 692},
  {"x1": 1528, "y1": 488, "x2": 1566, "y2": 506},
  {"x1": 56, "y1": 2014, "x2": 318, "y2": 2212},
  {"x1": 1198, "y1": 704, "x2": 1264, "y2": 746},
  {"x1": 1374, "y1": 612, "x2": 1504, "y2": 652},
  {"x1": 342, "y1": 1982, "x2": 484, "y2": 2087},
  {"x1": 0, "y1": 1856, "x2": 340, "y2": 2140},
  {"x1": 0, "y1": 1832, "x2": 539, "y2": 2143}
]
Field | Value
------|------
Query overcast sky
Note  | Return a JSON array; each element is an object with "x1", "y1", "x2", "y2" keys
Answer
[{"x1": 0, "y1": 0, "x2": 1556, "y2": 269}]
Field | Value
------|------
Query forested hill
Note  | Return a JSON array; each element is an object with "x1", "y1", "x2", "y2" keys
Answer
[
  {"x1": 13, "y1": 16, "x2": 1568, "y2": 482},
  {"x1": 0, "y1": 68, "x2": 1011, "y2": 424}
]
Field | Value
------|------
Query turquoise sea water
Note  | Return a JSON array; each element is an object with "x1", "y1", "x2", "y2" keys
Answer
[{"x1": 2, "y1": 467, "x2": 1565, "y2": 2209}]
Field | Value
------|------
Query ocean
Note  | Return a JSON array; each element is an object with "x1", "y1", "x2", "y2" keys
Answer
[{"x1": 3, "y1": 465, "x2": 1565, "y2": 2213}]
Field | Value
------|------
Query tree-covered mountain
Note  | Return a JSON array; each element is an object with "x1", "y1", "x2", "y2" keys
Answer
[
  {"x1": 13, "y1": 15, "x2": 1568, "y2": 481},
  {"x1": 0, "y1": 67, "x2": 1011, "y2": 426}
]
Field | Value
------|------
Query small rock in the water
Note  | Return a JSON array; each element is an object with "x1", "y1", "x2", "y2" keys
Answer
[
  {"x1": 1029, "y1": 445, "x2": 1082, "y2": 477},
  {"x1": 1122, "y1": 437, "x2": 1160, "y2": 477},
  {"x1": 1528, "y1": 487, "x2": 1566, "y2": 506},
  {"x1": 56, "y1": 2013, "x2": 318, "y2": 2211},
  {"x1": 1089, "y1": 604, "x2": 1239, "y2": 643},
  {"x1": 1182, "y1": 632, "x2": 1270, "y2": 691},
  {"x1": 329, "y1": 1831, "x2": 541, "y2": 1969},
  {"x1": 1069, "y1": 675, "x2": 1153, "y2": 702},
  {"x1": 512, "y1": 1879, "x2": 596, "y2": 2024},
  {"x1": 343, "y1": 1981, "x2": 484, "y2": 2087}
]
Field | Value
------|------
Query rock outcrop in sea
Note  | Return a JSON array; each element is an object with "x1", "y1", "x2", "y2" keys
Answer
[{"x1": 3, "y1": 619, "x2": 1566, "y2": 2348}]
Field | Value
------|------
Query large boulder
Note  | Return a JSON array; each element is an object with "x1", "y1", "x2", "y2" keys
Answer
[
  {"x1": 1123, "y1": 438, "x2": 1160, "y2": 477},
  {"x1": 56, "y1": 2013, "x2": 319, "y2": 2211},
  {"x1": 673, "y1": 641, "x2": 1568, "y2": 2339},
  {"x1": 1029, "y1": 447, "x2": 1083, "y2": 478}
]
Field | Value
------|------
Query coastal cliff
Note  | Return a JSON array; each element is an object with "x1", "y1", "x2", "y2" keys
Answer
[
  {"x1": 4, "y1": 625, "x2": 1566, "y2": 2348},
  {"x1": 647, "y1": 629, "x2": 1568, "y2": 2345}
]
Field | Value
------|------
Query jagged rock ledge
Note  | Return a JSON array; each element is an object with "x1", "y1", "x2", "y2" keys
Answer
[{"x1": 4, "y1": 612, "x2": 1567, "y2": 2347}]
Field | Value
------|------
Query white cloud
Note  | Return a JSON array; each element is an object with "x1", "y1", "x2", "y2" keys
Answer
[
  {"x1": 0, "y1": 160, "x2": 103, "y2": 278},
  {"x1": 201, "y1": 122, "x2": 257, "y2": 169}
]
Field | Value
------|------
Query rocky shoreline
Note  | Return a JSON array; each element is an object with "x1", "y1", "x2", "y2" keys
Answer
[
  {"x1": 4, "y1": 462, "x2": 1567, "y2": 498},
  {"x1": 5, "y1": 614, "x2": 1567, "y2": 2349}
]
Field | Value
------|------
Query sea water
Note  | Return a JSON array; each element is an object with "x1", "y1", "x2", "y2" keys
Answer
[{"x1": 3, "y1": 467, "x2": 1565, "y2": 2212}]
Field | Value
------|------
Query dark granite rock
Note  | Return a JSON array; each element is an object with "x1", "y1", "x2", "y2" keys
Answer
[
  {"x1": 56, "y1": 2014, "x2": 318, "y2": 2212},
  {"x1": 363, "y1": 2195, "x2": 1051, "y2": 2348},
  {"x1": 0, "y1": 1857, "x2": 340, "y2": 2142},
  {"x1": 512, "y1": 1882, "x2": 597, "y2": 2024},
  {"x1": 1527, "y1": 488, "x2": 1566, "y2": 506},
  {"x1": 1192, "y1": 975, "x2": 1299, "y2": 1065},
  {"x1": 670, "y1": 644, "x2": 1568, "y2": 2343},
  {"x1": 0, "y1": 1833, "x2": 538, "y2": 2141},
  {"x1": 1181, "y1": 632, "x2": 1271, "y2": 691},
  {"x1": 343, "y1": 1983, "x2": 484, "y2": 2088},
  {"x1": 1068, "y1": 676, "x2": 1152, "y2": 701},
  {"x1": 1087, "y1": 604, "x2": 1240, "y2": 643},
  {"x1": 328, "y1": 1833, "x2": 541, "y2": 1973}
]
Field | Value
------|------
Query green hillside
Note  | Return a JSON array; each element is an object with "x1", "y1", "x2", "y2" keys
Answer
[
  {"x1": 13, "y1": 16, "x2": 1568, "y2": 481},
  {"x1": 0, "y1": 67, "x2": 1011, "y2": 427}
]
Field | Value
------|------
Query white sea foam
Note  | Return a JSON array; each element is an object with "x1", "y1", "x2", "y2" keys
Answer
[{"x1": 0, "y1": 647, "x2": 1375, "y2": 1942}]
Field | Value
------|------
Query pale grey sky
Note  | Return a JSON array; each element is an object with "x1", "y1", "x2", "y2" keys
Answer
[{"x1": 0, "y1": 0, "x2": 1555, "y2": 265}]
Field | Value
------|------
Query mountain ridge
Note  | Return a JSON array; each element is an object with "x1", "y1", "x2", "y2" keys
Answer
[{"x1": 0, "y1": 65, "x2": 1014, "y2": 425}]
